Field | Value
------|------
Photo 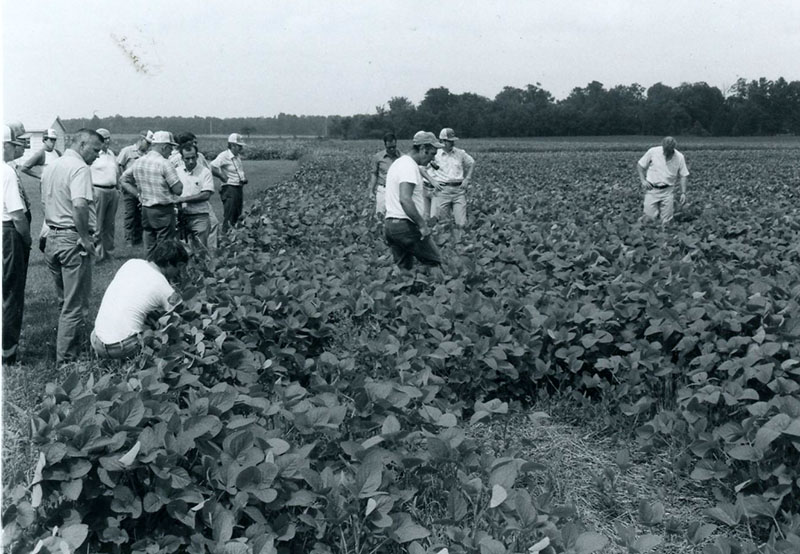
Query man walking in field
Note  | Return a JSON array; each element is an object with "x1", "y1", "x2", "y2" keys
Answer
[
  {"x1": 384, "y1": 131, "x2": 444, "y2": 275},
  {"x1": 637, "y1": 136, "x2": 689, "y2": 225},
  {"x1": 120, "y1": 131, "x2": 183, "y2": 258},
  {"x1": 42, "y1": 129, "x2": 103, "y2": 365},
  {"x1": 428, "y1": 128, "x2": 475, "y2": 243},
  {"x1": 3, "y1": 125, "x2": 32, "y2": 364},
  {"x1": 20, "y1": 128, "x2": 61, "y2": 251},
  {"x1": 91, "y1": 129, "x2": 119, "y2": 261},
  {"x1": 116, "y1": 130, "x2": 152, "y2": 246},
  {"x1": 211, "y1": 133, "x2": 248, "y2": 232},
  {"x1": 367, "y1": 132, "x2": 401, "y2": 215}
]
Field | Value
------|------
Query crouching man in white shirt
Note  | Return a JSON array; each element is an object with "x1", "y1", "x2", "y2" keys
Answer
[{"x1": 91, "y1": 239, "x2": 189, "y2": 359}]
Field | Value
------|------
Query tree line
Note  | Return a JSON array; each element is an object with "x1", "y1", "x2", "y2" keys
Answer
[
  {"x1": 64, "y1": 77, "x2": 800, "y2": 140},
  {"x1": 62, "y1": 113, "x2": 328, "y2": 138}
]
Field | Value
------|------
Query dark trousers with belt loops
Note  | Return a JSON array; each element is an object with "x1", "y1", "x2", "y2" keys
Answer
[{"x1": 3, "y1": 220, "x2": 30, "y2": 363}]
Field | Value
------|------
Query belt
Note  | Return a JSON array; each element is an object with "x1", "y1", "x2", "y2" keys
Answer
[
  {"x1": 444, "y1": 181, "x2": 463, "y2": 187},
  {"x1": 93, "y1": 184, "x2": 117, "y2": 189},
  {"x1": 48, "y1": 225, "x2": 77, "y2": 231},
  {"x1": 143, "y1": 203, "x2": 174, "y2": 209},
  {"x1": 650, "y1": 183, "x2": 672, "y2": 189}
]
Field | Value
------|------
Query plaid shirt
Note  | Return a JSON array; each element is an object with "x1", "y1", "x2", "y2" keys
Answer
[{"x1": 120, "y1": 151, "x2": 182, "y2": 207}]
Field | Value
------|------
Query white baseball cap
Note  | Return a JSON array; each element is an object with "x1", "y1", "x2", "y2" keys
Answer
[
  {"x1": 412, "y1": 131, "x2": 444, "y2": 148},
  {"x1": 228, "y1": 133, "x2": 247, "y2": 146},
  {"x1": 43, "y1": 128, "x2": 58, "y2": 140},
  {"x1": 439, "y1": 128, "x2": 459, "y2": 141},
  {"x1": 3, "y1": 125, "x2": 24, "y2": 146},
  {"x1": 151, "y1": 131, "x2": 177, "y2": 145}
]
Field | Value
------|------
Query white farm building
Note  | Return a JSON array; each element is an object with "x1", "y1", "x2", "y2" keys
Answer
[{"x1": 19, "y1": 117, "x2": 68, "y2": 164}]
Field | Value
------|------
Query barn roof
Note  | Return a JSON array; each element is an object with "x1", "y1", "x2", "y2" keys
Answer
[{"x1": 24, "y1": 116, "x2": 66, "y2": 133}]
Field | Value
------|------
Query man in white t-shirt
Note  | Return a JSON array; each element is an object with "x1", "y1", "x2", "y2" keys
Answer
[
  {"x1": 21, "y1": 128, "x2": 62, "y2": 252},
  {"x1": 636, "y1": 136, "x2": 689, "y2": 225},
  {"x1": 91, "y1": 239, "x2": 188, "y2": 359},
  {"x1": 384, "y1": 131, "x2": 444, "y2": 273}
]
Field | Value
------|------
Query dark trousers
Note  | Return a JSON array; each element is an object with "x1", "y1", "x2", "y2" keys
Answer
[
  {"x1": 384, "y1": 218, "x2": 442, "y2": 270},
  {"x1": 220, "y1": 185, "x2": 243, "y2": 231},
  {"x1": 2, "y1": 221, "x2": 30, "y2": 362},
  {"x1": 142, "y1": 205, "x2": 176, "y2": 258},
  {"x1": 122, "y1": 191, "x2": 143, "y2": 245}
]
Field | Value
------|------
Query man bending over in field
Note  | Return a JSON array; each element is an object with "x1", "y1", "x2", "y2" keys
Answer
[
  {"x1": 384, "y1": 131, "x2": 444, "y2": 277},
  {"x1": 637, "y1": 136, "x2": 689, "y2": 225},
  {"x1": 91, "y1": 239, "x2": 188, "y2": 359}
]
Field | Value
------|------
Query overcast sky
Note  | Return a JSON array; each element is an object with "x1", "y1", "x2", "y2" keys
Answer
[{"x1": 2, "y1": 1, "x2": 799, "y2": 124}]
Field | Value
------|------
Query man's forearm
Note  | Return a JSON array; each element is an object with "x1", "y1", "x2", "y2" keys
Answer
[
  {"x1": 74, "y1": 205, "x2": 92, "y2": 243},
  {"x1": 399, "y1": 198, "x2": 425, "y2": 229},
  {"x1": 9, "y1": 212, "x2": 31, "y2": 245},
  {"x1": 636, "y1": 165, "x2": 648, "y2": 184},
  {"x1": 181, "y1": 192, "x2": 212, "y2": 204},
  {"x1": 680, "y1": 176, "x2": 687, "y2": 194},
  {"x1": 119, "y1": 172, "x2": 138, "y2": 196}
]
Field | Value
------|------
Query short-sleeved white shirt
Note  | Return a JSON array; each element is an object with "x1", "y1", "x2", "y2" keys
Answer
[
  {"x1": 638, "y1": 146, "x2": 689, "y2": 187},
  {"x1": 384, "y1": 155, "x2": 424, "y2": 221},
  {"x1": 93, "y1": 259, "x2": 177, "y2": 343},
  {"x1": 3, "y1": 163, "x2": 26, "y2": 221},
  {"x1": 177, "y1": 164, "x2": 215, "y2": 214},
  {"x1": 90, "y1": 149, "x2": 118, "y2": 186}
]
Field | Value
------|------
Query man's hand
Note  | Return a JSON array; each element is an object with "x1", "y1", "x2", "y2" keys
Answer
[
  {"x1": 419, "y1": 225, "x2": 432, "y2": 239},
  {"x1": 432, "y1": 180, "x2": 444, "y2": 193},
  {"x1": 641, "y1": 179, "x2": 653, "y2": 190},
  {"x1": 78, "y1": 236, "x2": 96, "y2": 257},
  {"x1": 680, "y1": 192, "x2": 687, "y2": 205},
  {"x1": 462, "y1": 177, "x2": 471, "y2": 191}
]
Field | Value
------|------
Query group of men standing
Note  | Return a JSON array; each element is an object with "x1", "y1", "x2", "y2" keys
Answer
[
  {"x1": 369, "y1": 130, "x2": 689, "y2": 274},
  {"x1": 369, "y1": 128, "x2": 476, "y2": 274},
  {"x1": 2, "y1": 123, "x2": 250, "y2": 365}
]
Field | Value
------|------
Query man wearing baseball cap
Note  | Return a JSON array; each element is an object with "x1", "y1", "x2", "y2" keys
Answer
[
  {"x1": 3, "y1": 125, "x2": 32, "y2": 364},
  {"x1": 119, "y1": 131, "x2": 183, "y2": 257},
  {"x1": 428, "y1": 128, "x2": 475, "y2": 243},
  {"x1": 41, "y1": 129, "x2": 104, "y2": 365},
  {"x1": 116, "y1": 130, "x2": 153, "y2": 246},
  {"x1": 210, "y1": 133, "x2": 248, "y2": 231},
  {"x1": 20, "y1": 128, "x2": 62, "y2": 252},
  {"x1": 383, "y1": 131, "x2": 444, "y2": 275},
  {"x1": 91, "y1": 129, "x2": 120, "y2": 261}
]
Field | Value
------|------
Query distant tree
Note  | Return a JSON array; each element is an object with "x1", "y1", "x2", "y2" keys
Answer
[{"x1": 240, "y1": 125, "x2": 257, "y2": 137}]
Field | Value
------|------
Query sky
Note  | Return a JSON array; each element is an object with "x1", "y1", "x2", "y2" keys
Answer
[{"x1": 2, "y1": 1, "x2": 799, "y2": 124}]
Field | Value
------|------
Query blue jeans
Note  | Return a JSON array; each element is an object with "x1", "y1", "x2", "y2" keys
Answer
[
  {"x1": 384, "y1": 218, "x2": 442, "y2": 270},
  {"x1": 44, "y1": 229, "x2": 93, "y2": 364}
]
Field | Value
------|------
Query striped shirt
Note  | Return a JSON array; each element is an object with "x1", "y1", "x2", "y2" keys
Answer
[
  {"x1": 119, "y1": 151, "x2": 182, "y2": 207},
  {"x1": 210, "y1": 149, "x2": 246, "y2": 186}
]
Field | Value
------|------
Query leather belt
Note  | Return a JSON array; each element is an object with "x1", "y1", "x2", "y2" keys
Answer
[
  {"x1": 93, "y1": 185, "x2": 117, "y2": 189},
  {"x1": 48, "y1": 225, "x2": 77, "y2": 231}
]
